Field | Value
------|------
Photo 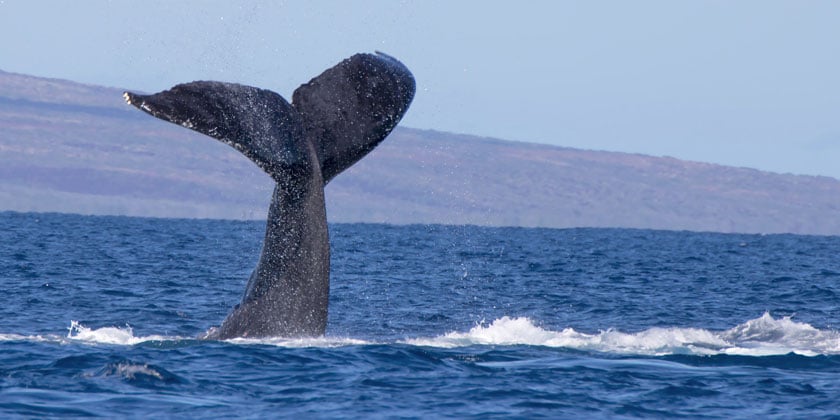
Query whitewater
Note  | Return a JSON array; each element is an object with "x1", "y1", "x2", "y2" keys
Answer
[{"x1": 2, "y1": 313, "x2": 835, "y2": 358}]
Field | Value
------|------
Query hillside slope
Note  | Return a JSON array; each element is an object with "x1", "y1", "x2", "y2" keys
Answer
[{"x1": 1, "y1": 69, "x2": 839, "y2": 235}]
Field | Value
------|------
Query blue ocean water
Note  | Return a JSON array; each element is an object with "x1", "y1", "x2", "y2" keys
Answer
[{"x1": 1, "y1": 211, "x2": 840, "y2": 418}]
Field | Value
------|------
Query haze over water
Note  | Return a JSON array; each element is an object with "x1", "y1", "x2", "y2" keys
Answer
[{"x1": 1, "y1": 1, "x2": 839, "y2": 178}]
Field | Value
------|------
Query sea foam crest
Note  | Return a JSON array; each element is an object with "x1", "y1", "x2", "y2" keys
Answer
[
  {"x1": 67, "y1": 320, "x2": 173, "y2": 345},
  {"x1": 224, "y1": 336, "x2": 372, "y2": 348},
  {"x1": 3, "y1": 314, "x2": 839, "y2": 355},
  {"x1": 65, "y1": 321, "x2": 369, "y2": 347},
  {"x1": 406, "y1": 313, "x2": 840, "y2": 356},
  {"x1": 0, "y1": 333, "x2": 39, "y2": 342}
]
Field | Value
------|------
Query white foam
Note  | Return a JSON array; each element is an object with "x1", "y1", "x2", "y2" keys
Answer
[
  {"x1": 1, "y1": 321, "x2": 369, "y2": 348},
  {"x1": 0, "y1": 333, "x2": 43, "y2": 342},
  {"x1": 719, "y1": 312, "x2": 840, "y2": 356},
  {"x1": 66, "y1": 321, "x2": 174, "y2": 345},
  {"x1": 224, "y1": 336, "x2": 372, "y2": 348},
  {"x1": 2, "y1": 314, "x2": 839, "y2": 356},
  {"x1": 405, "y1": 313, "x2": 840, "y2": 356}
]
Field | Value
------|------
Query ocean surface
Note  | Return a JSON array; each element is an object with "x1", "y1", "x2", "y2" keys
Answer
[{"x1": 1, "y1": 211, "x2": 840, "y2": 418}]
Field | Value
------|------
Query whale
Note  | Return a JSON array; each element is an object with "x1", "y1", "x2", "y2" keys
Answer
[{"x1": 123, "y1": 52, "x2": 415, "y2": 339}]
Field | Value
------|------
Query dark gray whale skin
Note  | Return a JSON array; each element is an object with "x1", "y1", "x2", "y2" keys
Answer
[{"x1": 123, "y1": 53, "x2": 415, "y2": 339}]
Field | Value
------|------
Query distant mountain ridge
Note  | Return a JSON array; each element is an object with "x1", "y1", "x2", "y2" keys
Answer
[{"x1": 1, "y1": 69, "x2": 839, "y2": 235}]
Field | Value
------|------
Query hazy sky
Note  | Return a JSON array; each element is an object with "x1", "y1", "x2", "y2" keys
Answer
[{"x1": 2, "y1": 1, "x2": 839, "y2": 179}]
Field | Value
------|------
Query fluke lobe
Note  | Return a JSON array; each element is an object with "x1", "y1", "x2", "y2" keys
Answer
[{"x1": 124, "y1": 53, "x2": 415, "y2": 339}]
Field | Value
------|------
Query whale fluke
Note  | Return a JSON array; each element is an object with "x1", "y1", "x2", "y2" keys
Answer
[{"x1": 124, "y1": 52, "x2": 415, "y2": 338}]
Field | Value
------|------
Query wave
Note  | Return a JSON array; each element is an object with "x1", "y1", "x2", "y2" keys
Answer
[
  {"x1": 223, "y1": 336, "x2": 372, "y2": 347},
  {"x1": 0, "y1": 321, "x2": 178, "y2": 346},
  {"x1": 406, "y1": 313, "x2": 840, "y2": 356},
  {"x1": 1, "y1": 313, "x2": 838, "y2": 356},
  {"x1": 67, "y1": 321, "x2": 173, "y2": 345},
  {"x1": 0, "y1": 321, "x2": 370, "y2": 348}
]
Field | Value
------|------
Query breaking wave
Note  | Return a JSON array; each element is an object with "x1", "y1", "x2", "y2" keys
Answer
[
  {"x1": 405, "y1": 312, "x2": 840, "y2": 356},
  {"x1": 2, "y1": 313, "x2": 838, "y2": 356}
]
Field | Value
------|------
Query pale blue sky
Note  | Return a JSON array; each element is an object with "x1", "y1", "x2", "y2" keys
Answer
[{"x1": 1, "y1": 1, "x2": 839, "y2": 179}]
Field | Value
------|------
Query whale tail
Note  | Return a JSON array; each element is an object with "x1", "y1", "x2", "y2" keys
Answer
[
  {"x1": 124, "y1": 53, "x2": 414, "y2": 339},
  {"x1": 124, "y1": 52, "x2": 415, "y2": 183}
]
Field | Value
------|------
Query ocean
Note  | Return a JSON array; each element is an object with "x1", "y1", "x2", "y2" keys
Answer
[{"x1": 1, "y1": 211, "x2": 839, "y2": 418}]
